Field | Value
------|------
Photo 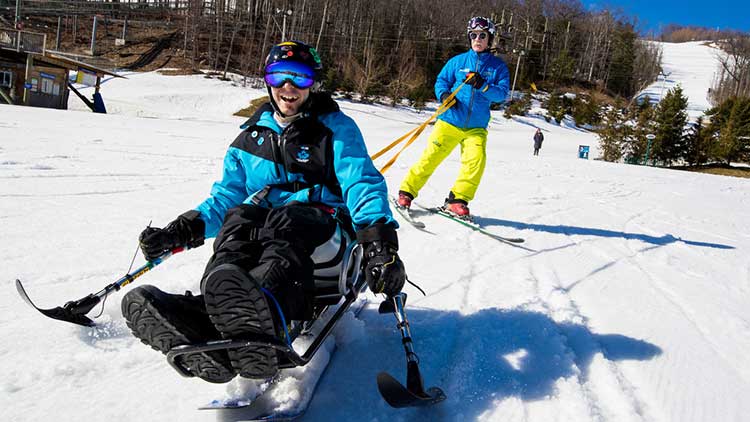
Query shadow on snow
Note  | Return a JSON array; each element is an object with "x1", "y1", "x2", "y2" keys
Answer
[
  {"x1": 305, "y1": 307, "x2": 661, "y2": 422},
  {"x1": 474, "y1": 216, "x2": 734, "y2": 250}
]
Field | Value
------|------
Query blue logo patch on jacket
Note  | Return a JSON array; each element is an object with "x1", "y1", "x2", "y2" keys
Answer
[{"x1": 296, "y1": 146, "x2": 311, "y2": 163}]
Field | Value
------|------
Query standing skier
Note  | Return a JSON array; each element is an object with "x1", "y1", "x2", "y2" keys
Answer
[
  {"x1": 121, "y1": 41, "x2": 406, "y2": 383},
  {"x1": 533, "y1": 128, "x2": 544, "y2": 156},
  {"x1": 397, "y1": 16, "x2": 510, "y2": 218}
]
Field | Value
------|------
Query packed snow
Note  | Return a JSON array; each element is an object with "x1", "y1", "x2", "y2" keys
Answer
[
  {"x1": 1, "y1": 42, "x2": 749, "y2": 422},
  {"x1": 640, "y1": 41, "x2": 720, "y2": 119}
]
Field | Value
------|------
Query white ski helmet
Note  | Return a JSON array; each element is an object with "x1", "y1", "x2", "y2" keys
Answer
[{"x1": 466, "y1": 16, "x2": 496, "y2": 44}]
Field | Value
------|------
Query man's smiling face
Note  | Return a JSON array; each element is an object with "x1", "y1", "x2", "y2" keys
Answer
[{"x1": 270, "y1": 82, "x2": 310, "y2": 116}]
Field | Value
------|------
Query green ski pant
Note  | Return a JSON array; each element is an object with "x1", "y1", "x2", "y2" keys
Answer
[{"x1": 399, "y1": 119, "x2": 488, "y2": 203}]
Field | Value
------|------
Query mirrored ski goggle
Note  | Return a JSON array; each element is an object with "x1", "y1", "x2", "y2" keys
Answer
[
  {"x1": 469, "y1": 32, "x2": 488, "y2": 40},
  {"x1": 264, "y1": 61, "x2": 315, "y2": 89},
  {"x1": 468, "y1": 17, "x2": 491, "y2": 31}
]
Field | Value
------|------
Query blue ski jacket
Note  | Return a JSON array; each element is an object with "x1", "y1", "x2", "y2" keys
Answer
[
  {"x1": 435, "y1": 49, "x2": 510, "y2": 129},
  {"x1": 194, "y1": 95, "x2": 396, "y2": 238}
]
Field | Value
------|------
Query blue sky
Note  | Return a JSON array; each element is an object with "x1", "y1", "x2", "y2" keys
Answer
[{"x1": 581, "y1": 0, "x2": 750, "y2": 34}]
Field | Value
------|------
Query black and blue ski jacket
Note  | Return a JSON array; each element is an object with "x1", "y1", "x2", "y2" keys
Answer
[{"x1": 194, "y1": 93, "x2": 396, "y2": 238}]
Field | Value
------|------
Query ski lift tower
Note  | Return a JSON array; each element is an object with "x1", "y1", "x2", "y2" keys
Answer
[
  {"x1": 510, "y1": 48, "x2": 525, "y2": 102},
  {"x1": 275, "y1": 8, "x2": 293, "y2": 41}
]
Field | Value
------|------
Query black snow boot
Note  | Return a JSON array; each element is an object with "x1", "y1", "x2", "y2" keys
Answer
[
  {"x1": 201, "y1": 264, "x2": 284, "y2": 379},
  {"x1": 121, "y1": 285, "x2": 235, "y2": 383}
]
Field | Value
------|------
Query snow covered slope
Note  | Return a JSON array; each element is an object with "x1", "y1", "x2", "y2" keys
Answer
[
  {"x1": 68, "y1": 71, "x2": 262, "y2": 122},
  {"x1": 2, "y1": 63, "x2": 749, "y2": 422},
  {"x1": 640, "y1": 41, "x2": 720, "y2": 119}
]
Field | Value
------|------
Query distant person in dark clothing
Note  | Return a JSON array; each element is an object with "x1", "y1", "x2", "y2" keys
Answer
[{"x1": 533, "y1": 128, "x2": 544, "y2": 156}]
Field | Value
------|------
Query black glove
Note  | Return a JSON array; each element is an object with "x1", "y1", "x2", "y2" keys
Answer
[
  {"x1": 465, "y1": 72, "x2": 486, "y2": 89},
  {"x1": 357, "y1": 222, "x2": 406, "y2": 296},
  {"x1": 139, "y1": 210, "x2": 205, "y2": 261},
  {"x1": 439, "y1": 92, "x2": 450, "y2": 103}
]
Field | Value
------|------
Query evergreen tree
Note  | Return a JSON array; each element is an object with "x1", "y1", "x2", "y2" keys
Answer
[
  {"x1": 546, "y1": 91, "x2": 566, "y2": 124},
  {"x1": 652, "y1": 86, "x2": 689, "y2": 165},
  {"x1": 632, "y1": 95, "x2": 653, "y2": 115},
  {"x1": 733, "y1": 98, "x2": 750, "y2": 163},
  {"x1": 598, "y1": 107, "x2": 627, "y2": 162},
  {"x1": 627, "y1": 103, "x2": 656, "y2": 164},
  {"x1": 550, "y1": 50, "x2": 576, "y2": 85},
  {"x1": 718, "y1": 97, "x2": 750, "y2": 165},
  {"x1": 572, "y1": 94, "x2": 602, "y2": 127},
  {"x1": 503, "y1": 93, "x2": 532, "y2": 118},
  {"x1": 607, "y1": 24, "x2": 637, "y2": 97},
  {"x1": 705, "y1": 97, "x2": 733, "y2": 161},
  {"x1": 683, "y1": 117, "x2": 711, "y2": 166},
  {"x1": 705, "y1": 96, "x2": 750, "y2": 165}
]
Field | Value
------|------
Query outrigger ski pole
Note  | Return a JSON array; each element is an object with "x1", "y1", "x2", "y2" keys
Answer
[
  {"x1": 15, "y1": 247, "x2": 186, "y2": 327},
  {"x1": 377, "y1": 293, "x2": 446, "y2": 407}
]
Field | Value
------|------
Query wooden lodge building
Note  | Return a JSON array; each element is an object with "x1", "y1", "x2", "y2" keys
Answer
[{"x1": 0, "y1": 27, "x2": 122, "y2": 112}]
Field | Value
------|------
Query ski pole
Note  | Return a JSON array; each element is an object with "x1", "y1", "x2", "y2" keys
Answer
[{"x1": 16, "y1": 247, "x2": 186, "y2": 327}]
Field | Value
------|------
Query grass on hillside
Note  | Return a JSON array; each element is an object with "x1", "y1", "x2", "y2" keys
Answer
[
  {"x1": 234, "y1": 96, "x2": 270, "y2": 117},
  {"x1": 676, "y1": 164, "x2": 750, "y2": 178},
  {"x1": 158, "y1": 68, "x2": 203, "y2": 76}
]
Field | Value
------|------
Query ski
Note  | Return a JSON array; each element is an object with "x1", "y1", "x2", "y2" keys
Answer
[
  {"x1": 199, "y1": 381, "x2": 304, "y2": 420},
  {"x1": 15, "y1": 248, "x2": 185, "y2": 327},
  {"x1": 196, "y1": 291, "x2": 370, "y2": 420},
  {"x1": 15, "y1": 279, "x2": 99, "y2": 327},
  {"x1": 389, "y1": 196, "x2": 426, "y2": 230},
  {"x1": 390, "y1": 197, "x2": 524, "y2": 245},
  {"x1": 421, "y1": 205, "x2": 526, "y2": 245}
]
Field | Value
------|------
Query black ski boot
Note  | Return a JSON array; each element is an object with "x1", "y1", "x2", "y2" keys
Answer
[
  {"x1": 121, "y1": 285, "x2": 235, "y2": 383},
  {"x1": 202, "y1": 264, "x2": 284, "y2": 379}
]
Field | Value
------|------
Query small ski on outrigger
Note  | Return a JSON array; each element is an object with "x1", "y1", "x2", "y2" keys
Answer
[
  {"x1": 376, "y1": 293, "x2": 446, "y2": 407},
  {"x1": 16, "y1": 247, "x2": 186, "y2": 327}
]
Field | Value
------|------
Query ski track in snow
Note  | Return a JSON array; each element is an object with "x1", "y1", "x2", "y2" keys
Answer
[
  {"x1": 624, "y1": 245, "x2": 750, "y2": 387},
  {"x1": 528, "y1": 242, "x2": 651, "y2": 422}
]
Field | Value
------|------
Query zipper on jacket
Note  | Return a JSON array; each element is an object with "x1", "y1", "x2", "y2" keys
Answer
[
  {"x1": 279, "y1": 126, "x2": 293, "y2": 184},
  {"x1": 464, "y1": 53, "x2": 481, "y2": 128},
  {"x1": 269, "y1": 132, "x2": 283, "y2": 179},
  {"x1": 281, "y1": 136, "x2": 291, "y2": 184}
]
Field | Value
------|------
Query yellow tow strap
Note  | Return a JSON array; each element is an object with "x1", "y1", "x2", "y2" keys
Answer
[{"x1": 371, "y1": 74, "x2": 474, "y2": 174}]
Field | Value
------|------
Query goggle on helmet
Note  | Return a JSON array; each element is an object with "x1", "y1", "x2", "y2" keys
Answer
[
  {"x1": 467, "y1": 16, "x2": 496, "y2": 39},
  {"x1": 264, "y1": 41, "x2": 323, "y2": 89}
]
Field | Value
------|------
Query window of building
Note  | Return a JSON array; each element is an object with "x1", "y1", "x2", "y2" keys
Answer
[
  {"x1": 41, "y1": 77, "x2": 54, "y2": 95},
  {"x1": 0, "y1": 71, "x2": 12, "y2": 88}
]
